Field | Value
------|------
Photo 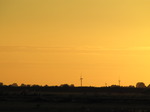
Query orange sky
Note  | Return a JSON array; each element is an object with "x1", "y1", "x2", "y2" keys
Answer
[{"x1": 1, "y1": 0, "x2": 150, "y2": 87}]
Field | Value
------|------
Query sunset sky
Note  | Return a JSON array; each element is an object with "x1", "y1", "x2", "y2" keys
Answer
[{"x1": 1, "y1": 0, "x2": 150, "y2": 87}]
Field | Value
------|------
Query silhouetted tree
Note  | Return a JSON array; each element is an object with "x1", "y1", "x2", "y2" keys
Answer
[
  {"x1": 60, "y1": 84, "x2": 75, "y2": 87},
  {"x1": 128, "y1": 85, "x2": 135, "y2": 88},
  {"x1": 0, "y1": 82, "x2": 3, "y2": 86},
  {"x1": 60, "y1": 84, "x2": 70, "y2": 87},
  {"x1": 70, "y1": 84, "x2": 75, "y2": 87},
  {"x1": 44, "y1": 85, "x2": 49, "y2": 87},
  {"x1": 32, "y1": 84, "x2": 41, "y2": 87},
  {"x1": 26, "y1": 84, "x2": 31, "y2": 87},
  {"x1": 10, "y1": 83, "x2": 18, "y2": 87},
  {"x1": 21, "y1": 83, "x2": 26, "y2": 87},
  {"x1": 110, "y1": 85, "x2": 120, "y2": 87},
  {"x1": 147, "y1": 84, "x2": 150, "y2": 88},
  {"x1": 136, "y1": 82, "x2": 146, "y2": 88}
]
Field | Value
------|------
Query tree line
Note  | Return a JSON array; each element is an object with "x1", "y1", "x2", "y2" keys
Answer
[
  {"x1": 0, "y1": 82, "x2": 149, "y2": 88},
  {"x1": 0, "y1": 82, "x2": 75, "y2": 88}
]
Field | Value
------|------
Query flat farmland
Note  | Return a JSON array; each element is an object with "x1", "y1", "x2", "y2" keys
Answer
[{"x1": 0, "y1": 87, "x2": 150, "y2": 112}]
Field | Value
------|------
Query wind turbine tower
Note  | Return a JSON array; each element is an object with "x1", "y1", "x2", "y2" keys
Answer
[
  {"x1": 118, "y1": 80, "x2": 121, "y2": 86},
  {"x1": 118, "y1": 76, "x2": 121, "y2": 86},
  {"x1": 80, "y1": 75, "x2": 83, "y2": 87}
]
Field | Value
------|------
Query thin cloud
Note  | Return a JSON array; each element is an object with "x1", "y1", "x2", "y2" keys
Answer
[
  {"x1": 128, "y1": 47, "x2": 150, "y2": 51},
  {"x1": 0, "y1": 46, "x2": 119, "y2": 53},
  {"x1": 1, "y1": 46, "x2": 150, "y2": 53}
]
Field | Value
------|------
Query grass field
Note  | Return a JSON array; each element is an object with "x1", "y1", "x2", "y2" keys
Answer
[
  {"x1": 1, "y1": 101, "x2": 150, "y2": 112},
  {"x1": 0, "y1": 87, "x2": 150, "y2": 112}
]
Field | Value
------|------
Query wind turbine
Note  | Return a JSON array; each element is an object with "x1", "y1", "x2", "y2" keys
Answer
[
  {"x1": 118, "y1": 76, "x2": 121, "y2": 86},
  {"x1": 80, "y1": 73, "x2": 83, "y2": 87}
]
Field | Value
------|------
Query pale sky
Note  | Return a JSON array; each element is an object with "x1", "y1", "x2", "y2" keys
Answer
[{"x1": 0, "y1": 0, "x2": 150, "y2": 86}]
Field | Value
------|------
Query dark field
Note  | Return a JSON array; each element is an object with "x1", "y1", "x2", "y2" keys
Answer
[{"x1": 1, "y1": 87, "x2": 150, "y2": 112}]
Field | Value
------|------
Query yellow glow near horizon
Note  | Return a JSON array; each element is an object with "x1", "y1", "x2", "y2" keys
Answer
[{"x1": 1, "y1": 0, "x2": 150, "y2": 86}]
